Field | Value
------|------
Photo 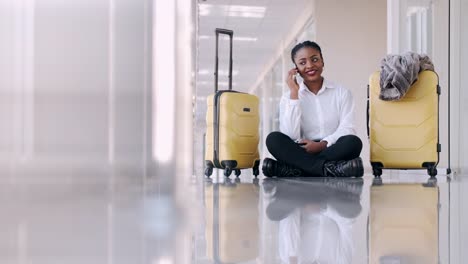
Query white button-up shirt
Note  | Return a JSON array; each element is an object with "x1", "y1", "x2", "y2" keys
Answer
[{"x1": 279, "y1": 78, "x2": 356, "y2": 147}]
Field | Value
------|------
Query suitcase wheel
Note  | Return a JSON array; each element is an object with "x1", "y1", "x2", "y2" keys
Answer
[
  {"x1": 427, "y1": 166, "x2": 437, "y2": 177},
  {"x1": 204, "y1": 161, "x2": 214, "y2": 177},
  {"x1": 224, "y1": 167, "x2": 232, "y2": 177},
  {"x1": 234, "y1": 169, "x2": 241, "y2": 177},
  {"x1": 372, "y1": 167, "x2": 382, "y2": 177},
  {"x1": 204, "y1": 167, "x2": 213, "y2": 177},
  {"x1": 253, "y1": 160, "x2": 260, "y2": 178},
  {"x1": 423, "y1": 162, "x2": 438, "y2": 177},
  {"x1": 221, "y1": 161, "x2": 237, "y2": 177},
  {"x1": 253, "y1": 167, "x2": 259, "y2": 177},
  {"x1": 371, "y1": 162, "x2": 383, "y2": 177}
]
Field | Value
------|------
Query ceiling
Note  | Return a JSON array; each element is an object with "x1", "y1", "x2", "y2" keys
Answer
[{"x1": 196, "y1": 0, "x2": 311, "y2": 119}]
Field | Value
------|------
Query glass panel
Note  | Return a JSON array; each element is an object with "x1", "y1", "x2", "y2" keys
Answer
[
  {"x1": 405, "y1": 1, "x2": 433, "y2": 55},
  {"x1": 0, "y1": 0, "x2": 151, "y2": 163},
  {"x1": 297, "y1": 18, "x2": 316, "y2": 43},
  {"x1": 271, "y1": 58, "x2": 283, "y2": 132}
]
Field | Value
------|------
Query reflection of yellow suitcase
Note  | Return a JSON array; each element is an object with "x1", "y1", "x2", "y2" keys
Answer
[
  {"x1": 205, "y1": 180, "x2": 259, "y2": 263},
  {"x1": 369, "y1": 182, "x2": 439, "y2": 264},
  {"x1": 367, "y1": 71, "x2": 439, "y2": 177},
  {"x1": 204, "y1": 28, "x2": 260, "y2": 178}
]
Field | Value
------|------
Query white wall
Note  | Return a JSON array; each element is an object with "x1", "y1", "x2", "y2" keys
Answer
[
  {"x1": 314, "y1": 0, "x2": 387, "y2": 171},
  {"x1": 0, "y1": 1, "x2": 17, "y2": 158}
]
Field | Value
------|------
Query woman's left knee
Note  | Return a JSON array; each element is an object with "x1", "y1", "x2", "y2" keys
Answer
[{"x1": 340, "y1": 135, "x2": 362, "y2": 149}]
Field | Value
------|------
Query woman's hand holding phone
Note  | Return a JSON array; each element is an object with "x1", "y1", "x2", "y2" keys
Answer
[{"x1": 287, "y1": 67, "x2": 300, "y2": 99}]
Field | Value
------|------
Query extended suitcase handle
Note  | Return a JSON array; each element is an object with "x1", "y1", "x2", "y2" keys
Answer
[
  {"x1": 215, "y1": 28, "x2": 233, "y2": 36},
  {"x1": 215, "y1": 28, "x2": 233, "y2": 92},
  {"x1": 366, "y1": 84, "x2": 370, "y2": 138}
]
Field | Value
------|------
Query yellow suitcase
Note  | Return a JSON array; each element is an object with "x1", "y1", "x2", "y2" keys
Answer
[
  {"x1": 368, "y1": 181, "x2": 439, "y2": 264},
  {"x1": 367, "y1": 70, "x2": 440, "y2": 177},
  {"x1": 205, "y1": 179, "x2": 260, "y2": 263},
  {"x1": 204, "y1": 28, "x2": 260, "y2": 177}
]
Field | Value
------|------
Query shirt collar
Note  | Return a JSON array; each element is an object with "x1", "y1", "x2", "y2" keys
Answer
[{"x1": 299, "y1": 78, "x2": 335, "y2": 95}]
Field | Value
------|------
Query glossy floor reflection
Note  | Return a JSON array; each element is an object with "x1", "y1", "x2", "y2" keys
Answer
[
  {"x1": 263, "y1": 177, "x2": 363, "y2": 264},
  {"x1": 0, "y1": 166, "x2": 180, "y2": 264},
  {"x1": 0, "y1": 166, "x2": 465, "y2": 264},
  {"x1": 195, "y1": 173, "x2": 455, "y2": 264}
]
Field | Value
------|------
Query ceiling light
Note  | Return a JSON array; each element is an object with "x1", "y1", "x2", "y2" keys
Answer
[
  {"x1": 196, "y1": 96, "x2": 207, "y2": 102},
  {"x1": 217, "y1": 81, "x2": 237, "y2": 86},
  {"x1": 198, "y1": 35, "x2": 257, "y2": 42},
  {"x1": 199, "y1": 3, "x2": 212, "y2": 16},
  {"x1": 198, "y1": 69, "x2": 210, "y2": 75},
  {"x1": 228, "y1": 5, "x2": 266, "y2": 18},
  {"x1": 196, "y1": 81, "x2": 237, "y2": 87},
  {"x1": 198, "y1": 69, "x2": 239, "y2": 76},
  {"x1": 199, "y1": 4, "x2": 266, "y2": 18},
  {"x1": 232, "y1": 36, "x2": 257, "y2": 42}
]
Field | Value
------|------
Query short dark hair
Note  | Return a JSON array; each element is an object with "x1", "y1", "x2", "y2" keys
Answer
[{"x1": 291, "y1": 41, "x2": 323, "y2": 64}]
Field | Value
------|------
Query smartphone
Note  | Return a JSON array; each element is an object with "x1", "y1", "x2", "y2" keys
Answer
[
  {"x1": 294, "y1": 65, "x2": 300, "y2": 79},
  {"x1": 296, "y1": 142, "x2": 306, "y2": 146}
]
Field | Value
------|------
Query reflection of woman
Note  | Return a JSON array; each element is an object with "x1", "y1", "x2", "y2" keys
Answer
[
  {"x1": 264, "y1": 178, "x2": 363, "y2": 264},
  {"x1": 262, "y1": 41, "x2": 363, "y2": 178}
]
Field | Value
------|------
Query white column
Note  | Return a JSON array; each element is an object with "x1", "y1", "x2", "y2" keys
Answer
[
  {"x1": 153, "y1": 0, "x2": 176, "y2": 163},
  {"x1": 457, "y1": 0, "x2": 468, "y2": 174},
  {"x1": 450, "y1": 0, "x2": 461, "y2": 175},
  {"x1": 12, "y1": 0, "x2": 35, "y2": 162},
  {"x1": 107, "y1": 0, "x2": 115, "y2": 164},
  {"x1": 173, "y1": 3, "x2": 195, "y2": 264}
]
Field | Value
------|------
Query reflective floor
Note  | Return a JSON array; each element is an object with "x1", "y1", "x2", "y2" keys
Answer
[
  {"x1": 195, "y1": 173, "x2": 454, "y2": 264},
  {"x1": 1, "y1": 165, "x2": 467, "y2": 264}
]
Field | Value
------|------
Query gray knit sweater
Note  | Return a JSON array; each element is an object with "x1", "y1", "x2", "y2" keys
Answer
[{"x1": 379, "y1": 52, "x2": 434, "y2": 101}]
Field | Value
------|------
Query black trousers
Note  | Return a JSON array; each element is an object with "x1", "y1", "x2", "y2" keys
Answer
[{"x1": 266, "y1": 131, "x2": 363, "y2": 176}]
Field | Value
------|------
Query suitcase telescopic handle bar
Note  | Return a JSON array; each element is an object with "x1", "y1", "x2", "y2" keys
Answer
[{"x1": 214, "y1": 28, "x2": 233, "y2": 92}]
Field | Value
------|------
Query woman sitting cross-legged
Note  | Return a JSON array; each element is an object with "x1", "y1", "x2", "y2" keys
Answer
[{"x1": 262, "y1": 41, "x2": 364, "y2": 178}]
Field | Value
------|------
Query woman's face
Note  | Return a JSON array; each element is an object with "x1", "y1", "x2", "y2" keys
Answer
[{"x1": 293, "y1": 47, "x2": 324, "y2": 83}]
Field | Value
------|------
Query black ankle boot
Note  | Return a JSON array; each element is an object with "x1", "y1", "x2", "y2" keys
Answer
[
  {"x1": 262, "y1": 158, "x2": 303, "y2": 177},
  {"x1": 323, "y1": 157, "x2": 364, "y2": 177}
]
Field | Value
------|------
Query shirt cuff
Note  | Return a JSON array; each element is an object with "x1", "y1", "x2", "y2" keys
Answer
[
  {"x1": 321, "y1": 137, "x2": 334, "y2": 147},
  {"x1": 288, "y1": 99, "x2": 300, "y2": 106}
]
